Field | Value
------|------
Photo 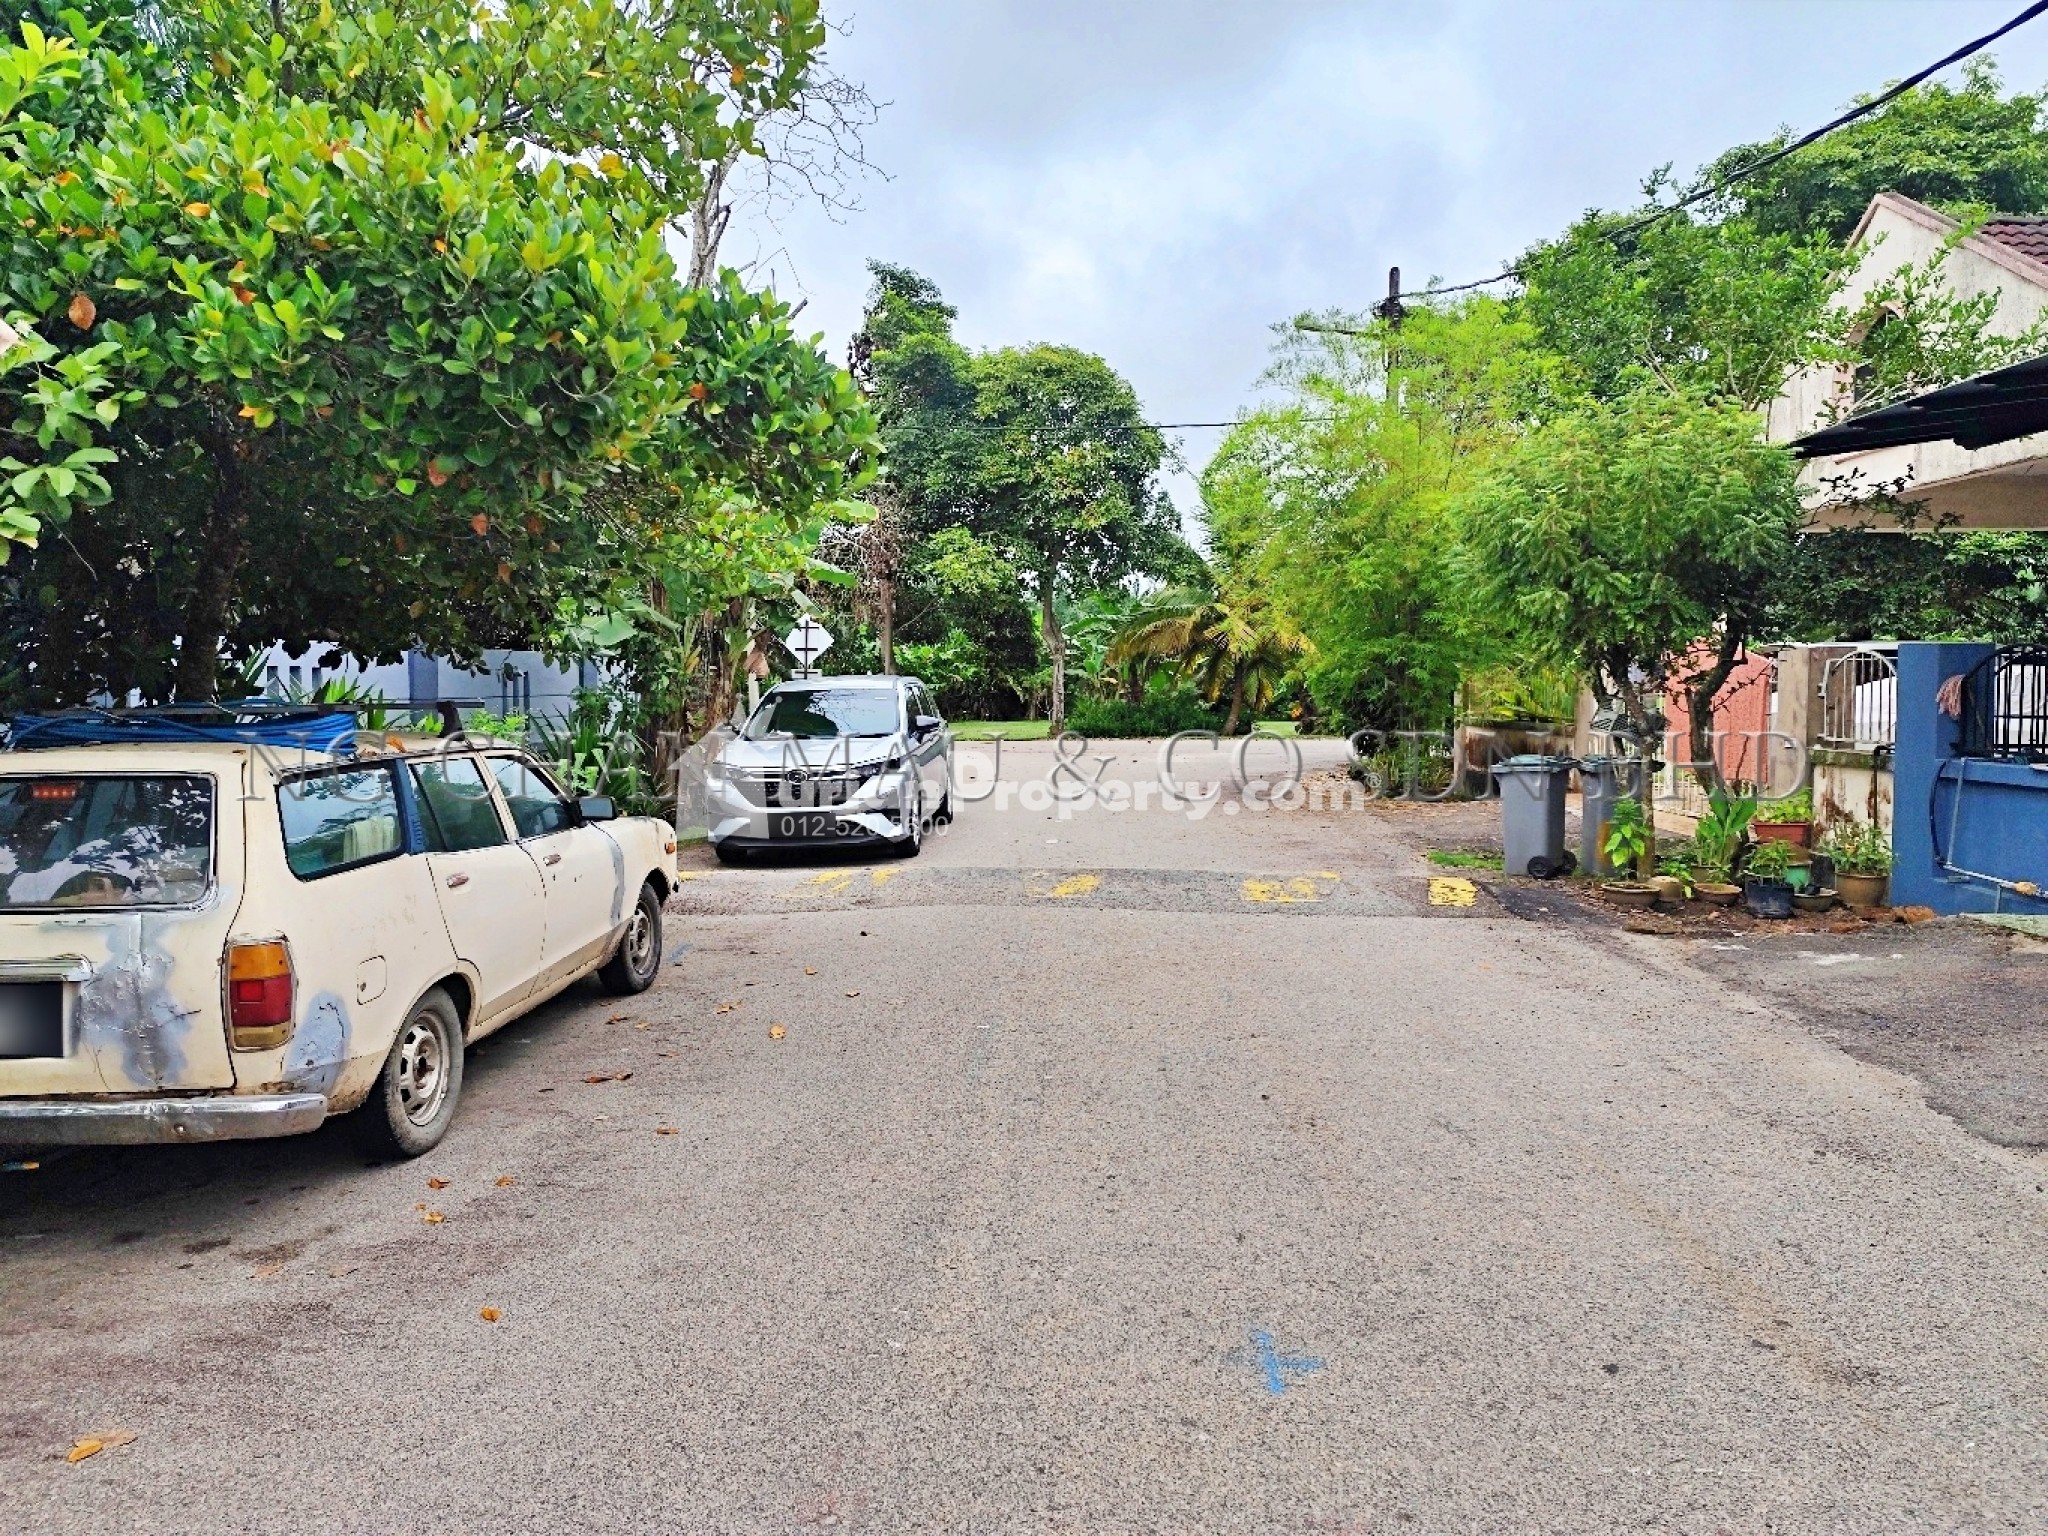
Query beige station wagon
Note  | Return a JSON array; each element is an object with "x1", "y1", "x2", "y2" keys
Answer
[{"x1": 0, "y1": 721, "x2": 677, "y2": 1156}]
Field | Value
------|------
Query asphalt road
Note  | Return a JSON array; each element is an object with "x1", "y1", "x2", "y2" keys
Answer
[{"x1": 5, "y1": 737, "x2": 2046, "y2": 1532}]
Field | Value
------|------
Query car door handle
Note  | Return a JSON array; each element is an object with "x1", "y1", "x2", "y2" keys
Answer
[
  {"x1": 543, "y1": 852, "x2": 562, "y2": 866},
  {"x1": 445, "y1": 873, "x2": 469, "y2": 889}
]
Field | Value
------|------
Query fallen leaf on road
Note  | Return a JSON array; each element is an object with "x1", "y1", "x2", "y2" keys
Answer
[
  {"x1": 427, "y1": 1176, "x2": 449, "y2": 1190},
  {"x1": 804, "y1": 966, "x2": 817, "y2": 976},
  {"x1": 845, "y1": 990, "x2": 860, "y2": 998},
  {"x1": 655, "y1": 1126, "x2": 679, "y2": 1135},
  {"x1": 423, "y1": 1210, "x2": 445, "y2": 1225},
  {"x1": 252, "y1": 1264, "x2": 283, "y2": 1279},
  {"x1": 768, "y1": 1024, "x2": 786, "y2": 1040},
  {"x1": 68, "y1": 1427, "x2": 136, "y2": 1463},
  {"x1": 494, "y1": 1175, "x2": 516, "y2": 1188},
  {"x1": 328, "y1": 1265, "x2": 356, "y2": 1278},
  {"x1": 583, "y1": 1071, "x2": 633, "y2": 1083},
  {"x1": 479, "y1": 1306, "x2": 501, "y2": 1322},
  {"x1": 634, "y1": 1022, "x2": 650, "y2": 1031},
  {"x1": 607, "y1": 1013, "x2": 629, "y2": 1023},
  {"x1": 414, "y1": 1201, "x2": 427, "y2": 1211},
  {"x1": 714, "y1": 1002, "x2": 737, "y2": 1014}
]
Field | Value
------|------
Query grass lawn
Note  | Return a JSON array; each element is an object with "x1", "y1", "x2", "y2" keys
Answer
[
  {"x1": 1426, "y1": 848, "x2": 1505, "y2": 871},
  {"x1": 949, "y1": 719, "x2": 1052, "y2": 741}
]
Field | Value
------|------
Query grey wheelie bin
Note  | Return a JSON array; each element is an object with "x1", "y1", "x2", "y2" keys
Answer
[
  {"x1": 1578, "y1": 754, "x2": 1629, "y2": 879},
  {"x1": 1492, "y1": 754, "x2": 1577, "y2": 879}
]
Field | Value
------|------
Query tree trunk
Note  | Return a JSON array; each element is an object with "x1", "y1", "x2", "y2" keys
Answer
[
  {"x1": 1684, "y1": 630, "x2": 1746, "y2": 796},
  {"x1": 1040, "y1": 577, "x2": 1066, "y2": 736},
  {"x1": 174, "y1": 434, "x2": 253, "y2": 701},
  {"x1": 877, "y1": 573, "x2": 895, "y2": 675},
  {"x1": 1124, "y1": 667, "x2": 1143, "y2": 707},
  {"x1": 1223, "y1": 668, "x2": 1245, "y2": 735}
]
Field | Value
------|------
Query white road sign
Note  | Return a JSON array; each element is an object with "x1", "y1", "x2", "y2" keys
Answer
[{"x1": 783, "y1": 617, "x2": 834, "y2": 671}]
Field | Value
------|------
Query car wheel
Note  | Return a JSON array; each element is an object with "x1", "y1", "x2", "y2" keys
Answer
[
  {"x1": 896, "y1": 790, "x2": 925, "y2": 859},
  {"x1": 935, "y1": 788, "x2": 954, "y2": 825},
  {"x1": 600, "y1": 880, "x2": 664, "y2": 995},
  {"x1": 358, "y1": 987, "x2": 464, "y2": 1158}
]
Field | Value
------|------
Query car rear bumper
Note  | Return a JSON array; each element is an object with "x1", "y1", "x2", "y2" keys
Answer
[{"x1": 0, "y1": 1093, "x2": 329, "y2": 1146}]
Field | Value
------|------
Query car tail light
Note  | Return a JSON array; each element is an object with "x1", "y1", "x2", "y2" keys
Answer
[{"x1": 227, "y1": 940, "x2": 295, "y2": 1050}]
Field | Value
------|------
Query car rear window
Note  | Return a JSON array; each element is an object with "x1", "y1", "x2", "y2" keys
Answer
[
  {"x1": 0, "y1": 774, "x2": 213, "y2": 908},
  {"x1": 278, "y1": 766, "x2": 404, "y2": 879}
]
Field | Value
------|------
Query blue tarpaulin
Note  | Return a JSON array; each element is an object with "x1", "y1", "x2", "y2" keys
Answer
[{"x1": 4, "y1": 705, "x2": 357, "y2": 755}]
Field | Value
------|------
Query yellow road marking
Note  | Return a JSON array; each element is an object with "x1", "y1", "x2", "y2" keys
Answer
[
  {"x1": 675, "y1": 870, "x2": 713, "y2": 882},
  {"x1": 780, "y1": 870, "x2": 856, "y2": 898},
  {"x1": 1241, "y1": 872, "x2": 1340, "y2": 905},
  {"x1": 870, "y1": 868, "x2": 898, "y2": 887},
  {"x1": 1044, "y1": 873, "x2": 1101, "y2": 900},
  {"x1": 1242, "y1": 877, "x2": 1321, "y2": 904},
  {"x1": 1428, "y1": 876, "x2": 1477, "y2": 908}
]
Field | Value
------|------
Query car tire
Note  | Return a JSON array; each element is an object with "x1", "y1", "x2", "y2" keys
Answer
[
  {"x1": 935, "y1": 789, "x2": 954, "y2": 825},
  {"x1": 599, "y1": 880, "x2": 664, "y2": 995},
  {"x1": 895, "y1": 790, "x2": 925, "y2": 859},
  {"x1": 358, "y1": 987, "x2": 464, "y2": 1158},
  {"x1": 712, "y1": 841, "x2": 749, "y2": 866}
]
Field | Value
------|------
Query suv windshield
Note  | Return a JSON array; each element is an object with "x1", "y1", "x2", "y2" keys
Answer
[
  {"x1": 744, "y1": 688, "x2": 902, "y2": 740},
  {"x1": 0, "y1": 775, "x2": 214, "y2": 908}
]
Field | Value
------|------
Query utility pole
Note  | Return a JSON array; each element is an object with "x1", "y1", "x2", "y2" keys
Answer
[{"x1": 1372, "y1": 266, "x2": 1406, "y2": 329}]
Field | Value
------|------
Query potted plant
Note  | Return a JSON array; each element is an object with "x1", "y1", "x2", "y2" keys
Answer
[
  {"x1": 1690, "y1": 792, "x2": 1752, "y2": 905},
  {"x1": 1600, "y1": 797, "x2": 1656, "y2": 905},
  {"x1": 1652, "y1": 850, "x2": 1695, "y2": 907},
  {"x1": 1754, "y1": 787, "x2": 1814, "y2": 848},
  {"x1": 1742, "y1": 837, "x2": 1797, "y2": 919},
  {"x1": 1824, "y1": 821, "x2": 1892, "y2": 908},
  {"x1": 1791, "y1": 884, "x2": 1837, "y2": 915}
]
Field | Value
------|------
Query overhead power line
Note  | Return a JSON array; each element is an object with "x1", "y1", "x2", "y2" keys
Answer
[{"x1": 1372, "y1": 0, "x2": 2048, "y2": 305}]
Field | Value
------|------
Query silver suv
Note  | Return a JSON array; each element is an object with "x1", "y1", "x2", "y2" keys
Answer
[{"x1": 704, "y1": 675, "x2": 953, "y2": 863}]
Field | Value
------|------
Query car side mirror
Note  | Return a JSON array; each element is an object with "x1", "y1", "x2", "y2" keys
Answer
[
  {"x1": 915, "y1": 714, "x2": 942, "y2": 736},
  {"x1": 577, "y1": 795, "x2": 616, "y2": 823}
]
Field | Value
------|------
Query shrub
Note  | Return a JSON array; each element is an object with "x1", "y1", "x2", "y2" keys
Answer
[{"x1": 1064, "y1": 692, "x2": 1239, "y2": 738}]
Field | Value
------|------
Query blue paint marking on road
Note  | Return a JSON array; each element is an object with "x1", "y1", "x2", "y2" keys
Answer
[
  {"x1": 1249, "y1": 1329, "x2": 1324, "y2": 1395},
  {"x1": 665, "y1": 943, "x2": 692, "y2": 965}
]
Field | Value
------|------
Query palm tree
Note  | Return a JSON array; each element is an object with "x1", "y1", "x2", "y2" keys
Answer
[{"x1": 1107, "y1": 578, "x2": 1312, "y2": 734}]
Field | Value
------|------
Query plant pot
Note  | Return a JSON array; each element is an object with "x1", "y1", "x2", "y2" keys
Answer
[
  {"x1": 1696, "y1": 882, "x2": 1742, "y2": 907},
  {"x1": 1601, "y1": 882, "x2": 1658, "y2": 909},
  {"x1": 1647, "y1": 875, "x2": 1687, "y2": 907},
  {"x1": 1743, "y1": 877, "x2": 1794, "y2": 920},
  {"x1": 1792, "y1": 888, "x2": 1837, "y2": 915},
  {"x1": 1837, "y1": 871, "x2": 1890, "y2": 908},
  {"x1": 1754, "y1": 821, "x2": 1811, "y2": 848}
]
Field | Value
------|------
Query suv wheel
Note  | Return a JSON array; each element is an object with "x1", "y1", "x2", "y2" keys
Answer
[
  {"x1": 896, "y1": 790, "x2": 925, "y2": 859},
  {"x1": 359, "y1": 987, "x2": 464, "y2": 1158},
  {"x1": 600, "y1": 880, "x2": 664, "y2": 995}
]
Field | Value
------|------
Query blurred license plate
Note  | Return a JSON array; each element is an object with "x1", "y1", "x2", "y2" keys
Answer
[
  {"x1": 771, "y1": 812, "x2": 854, "y2": 840},
  {"x1": 0, "y1": 982, "x2": 62, "y2": 1058}
]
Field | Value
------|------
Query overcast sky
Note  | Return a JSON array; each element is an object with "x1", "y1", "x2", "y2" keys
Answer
[{"x1": 729, "y1": 0, "x2": 2048, "y2": 519}]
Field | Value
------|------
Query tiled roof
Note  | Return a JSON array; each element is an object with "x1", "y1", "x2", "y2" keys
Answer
[{"x1": 1979, "y1": 217, "x2": 2048, "y2": 269}]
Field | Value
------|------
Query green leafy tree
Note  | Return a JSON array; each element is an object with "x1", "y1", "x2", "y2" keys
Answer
[
  {"x1": 0, "y1": 1, "x2": 870, "y2": 707},
  {"x1": 1205, "y1": 298, "x2": 1549, "y2": 732},
  {"x1": 1464, "y1": 391, "x2": 1803, "y2": 873},
  {"x1": 963, "y1": 344, "x2": 1174, "y2": 735},
  {"x1": 1709, "y1": 60, "x2": 2048, "y2": 241},
  {"x1": 1517, "y1": 200, "x2": 1847, "y2": 411},
  {"x1": 1106, "y1": 574, "x2": 1311, "y2": 735}
]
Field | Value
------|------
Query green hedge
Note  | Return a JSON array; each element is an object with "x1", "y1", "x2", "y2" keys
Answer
[{"x1": 1064, "y1": 693, "x2": 1244, "y2": 738}]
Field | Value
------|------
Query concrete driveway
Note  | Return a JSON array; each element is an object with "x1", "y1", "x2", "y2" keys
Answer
[{"x1": 4, "y1": 737, "x2": 2045, "y2": 1532}]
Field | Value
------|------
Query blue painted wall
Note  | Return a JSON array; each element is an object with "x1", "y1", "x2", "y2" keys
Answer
[{"x1": 1892, "y1": 641, "x2": 2048, "y2": 915}]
